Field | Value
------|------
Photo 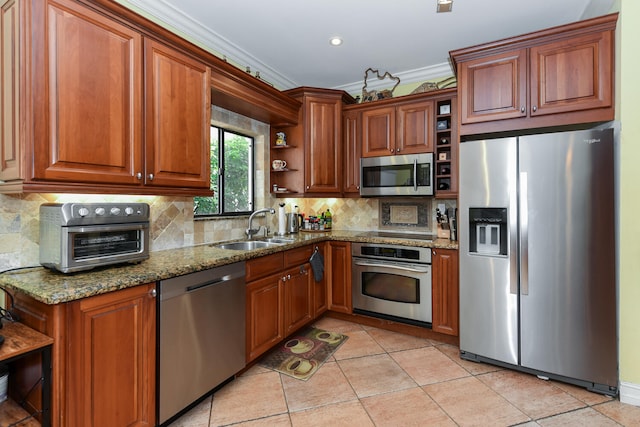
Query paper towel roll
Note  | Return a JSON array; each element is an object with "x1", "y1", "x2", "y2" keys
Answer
[{"x1": 278, "y1": 205, "x2": 287, "y2": 235}]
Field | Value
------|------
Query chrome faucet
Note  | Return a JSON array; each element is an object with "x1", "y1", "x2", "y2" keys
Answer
[{"x1": 246, "y1": 208, "x2": 275, "y2": 239}]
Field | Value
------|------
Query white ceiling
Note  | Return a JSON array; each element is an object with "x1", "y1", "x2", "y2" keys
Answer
[{"x1": 120, "y1": 0, "x2": 614, "y2": 93}]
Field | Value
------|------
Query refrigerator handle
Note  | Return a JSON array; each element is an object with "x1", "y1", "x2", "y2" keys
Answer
[
  {"x1": 520, "y1": 172, "x2": 529, "y2": 295},
  {"x1": 413, "y1": 158, "x2": 418, "y2": 192}
]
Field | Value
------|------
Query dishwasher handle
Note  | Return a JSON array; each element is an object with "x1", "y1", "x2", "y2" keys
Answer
[{"x1": 186, "y1": 277, "x2": 227, "y2": 292}]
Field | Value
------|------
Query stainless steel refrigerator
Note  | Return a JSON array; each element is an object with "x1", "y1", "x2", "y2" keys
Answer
[{"x1": 459, "y1": 127, "x2": 618, "y2": 396}]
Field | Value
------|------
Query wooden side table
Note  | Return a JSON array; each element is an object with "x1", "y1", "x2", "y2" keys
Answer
[{"x1": 0, "y1": 321, "x2": 53, "y2": 427}]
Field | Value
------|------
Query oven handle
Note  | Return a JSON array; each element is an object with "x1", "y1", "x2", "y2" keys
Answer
[
  {"x1": 64, "y1": 223, "x2": 149, "y2": 233},
  {"x1": 353, "y1": 260, "x2": 430, "y2": 273}
]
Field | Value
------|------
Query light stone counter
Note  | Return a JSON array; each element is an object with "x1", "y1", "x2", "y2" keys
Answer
[{"x1": 0, "y1": 230, "x2": 457, "y2": 305}]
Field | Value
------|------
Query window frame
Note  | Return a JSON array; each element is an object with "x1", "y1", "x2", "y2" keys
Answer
[{"x1": 194, "y1": 125, "x2": 255, "y2": 218}]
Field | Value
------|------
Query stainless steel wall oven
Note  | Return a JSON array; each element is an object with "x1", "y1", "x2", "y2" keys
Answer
[{"x1": 351, "y1": 242, "x2": 432, "y2": 326}]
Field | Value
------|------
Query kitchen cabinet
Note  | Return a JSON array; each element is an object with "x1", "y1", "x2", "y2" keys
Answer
[
  {"x1": 66, "y1": 284, "x2": 156, "y2": 427},
  {"x1": 311, "y1": 243, "x2": 328, "y2": 317},
  {"x1": 342, "y1": 110, "x2": 361, "y2": 194},
  {"x1": 451, "y1": 13, "x2": 617, "y2": 136},
  {"x1": 0, "y1": 0, "x2": 211, "y2": 195},
  {"x1": 361, "y1": 98, "x2": 434, "y2": 158},
  {"x1": 12, "y1": 283, "x2": 156, "y2": 427},
  {"x1": 246, "y1": 245, "x2": 322, "y2": 362},
  {"x1": 272, "y1": 88, "x2": 356, "y2": 196},
  {"x1": 431, "y1": 248, "x2": 459, "y2": 336},
  {"x1": 327, "y1": 241, "x2": 352, "y2": 314},
  {"x1": 434, "y1": 93, "x2": 459, "y2": 198}
]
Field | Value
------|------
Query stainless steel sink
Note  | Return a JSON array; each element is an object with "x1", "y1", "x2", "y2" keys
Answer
[
  {"x1": 215, "y1": 240, "x2": 281, "y2": 250},
  {"x1": 262, "y1": 237, "x2": 296, "y2": 244}
]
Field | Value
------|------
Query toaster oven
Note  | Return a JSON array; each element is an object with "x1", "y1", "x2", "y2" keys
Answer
[{"x1": 39, "y1": 203, "x2": 150, "y2": 273}]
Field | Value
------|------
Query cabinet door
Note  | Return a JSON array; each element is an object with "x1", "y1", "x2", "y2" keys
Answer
[
  {"x1": 144, "y1": 39, "x2": 211, "y2": 189},
  {"x1": 459, "y1": 49, "x2": 528, "y2": 124},
  {"x1": 530, "y1": 31, "x2": 613, "y2": 117},
  {"x1": 284, "y1": 263, "x2": 313, "y2": 335},
  {"x1": 343, "y1": 110, "x2": 361, "y2": 194},
  {"x1": 432, "y1": 249, "x2": 459, "y2": 336},
  {"x1": 33, "y1": 0, "x2": 143, "y2": 184},
  {"x1": 328, "y1": 241, "x2": 352, "y2": 314},
  {"x1": 67, "y1": 284, "x2": 156, "y2": 427},
  {"x1": 0, "y1": 0, "x2": 21, "y2": 182},
  {"x1": 397, "y1": 100, "x2": 434, "y2": 154},
  {"x1": 304, "y1": 95, "x2": 342, "y2": 193},
  {"x1": 311, "y1": 243, "x2": 328, "y2": 317},
  {"x1": 246, "y1": 273, "x2": 283, "y2": 362},
  {"x1": 361, "y1": 106, "x2": 396, "y2": 157}
]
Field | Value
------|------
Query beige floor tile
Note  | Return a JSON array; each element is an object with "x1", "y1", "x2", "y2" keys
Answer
[
  {"x1": 436, "y1": 343, "x2": 504, "y2": 375},
  {"x1": 338, "y1": 353, "x2": 417, "y2": 398},
  {"x1": 282, "y1": 361, "x2": 357, "y2": 412},
  {"x1": 593, "y1": 400, "x2": 640, "y2": 426},
  {"x1": 332, "y1": 329, "x2": 385, "y2": 360},
  {"x1": 231, "y1": 413, "x2": 292, "y2": 427},
  {"x1": 551, "y1": 381, "x2": 614, "y2": 406},
  {"x1": 312, "y1": 317, "x2": 365, "y2": 334},
  {"x1": 392, "y1": 346, "x2": 470, "y2": 385},
  {"x1": 424, "y1": 376, "x2": 530, "y2": 426},
  {"x1": 241, "y1": 363, "x2": 272, "y2": 376},
  {"x1": 289, "y1": 400, "x2": 375, "y2": 427},
  {"x1": 478, "y1": 369, "x2": 585, "y2": 419},
  {"x1": 209, "y1": 371, "x2": 288, "y2": 426},
  {"x1": 365, "y1": 326, "x2": 433, "y2": 352},
  {"x1": 361, "y1": 387, "x2": 456, "y2": 427},
  {"x1": 169, "y1": 396, "x2": 211, "y2": 427},
  {"x1": 537, "y1": 407, "x2": 621, "y2": 426}
]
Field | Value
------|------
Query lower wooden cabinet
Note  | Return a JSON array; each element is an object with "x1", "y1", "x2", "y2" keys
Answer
[
  {"x1": 67, "y1": 284, "x2": 156, "y2": 426},
  {"x1": 327, "y1": 241, "x2": 352, "y2": 314},
  {"x1": 13, "y1": 283, "x2": 157, "y2": 427},
  {"x1": 246, "y1": 272, "x2": 284, "y2": 362},
  {"x1": 431, "y1": 249, "x2": 459, "y2": 336},
  {"x1": 246, "y1": 244, "x2": 322, "y2": 362}
]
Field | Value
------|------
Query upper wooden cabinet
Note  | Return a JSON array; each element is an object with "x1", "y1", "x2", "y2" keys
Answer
[
  {"x1": 271, "y1": 88, "x2": 355, "y2": 196},
  {"x1": 144, "y1": 39, "x2": 211, "y2": 189},
  {"x1": 0, "y1": 0, "x2": 212, "y2": 195},
  {"x1": 342, "y1": 110, "x2": 361, "y2": 194},
  {"x1": 360, "y1": 99, "x2": 434, "y2": 158},
  {"x1": 451, "y1": 13, "x2": 617, "y2": 135}
]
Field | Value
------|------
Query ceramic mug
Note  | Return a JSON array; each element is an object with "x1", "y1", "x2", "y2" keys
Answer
[{"x1": 272, "y1": 159, "x2": 287, "y2": 170}]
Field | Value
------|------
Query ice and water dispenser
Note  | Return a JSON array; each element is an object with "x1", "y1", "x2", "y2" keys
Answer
[{"x1": 468, "y1": 208, "x2": 508, "y2": 256}]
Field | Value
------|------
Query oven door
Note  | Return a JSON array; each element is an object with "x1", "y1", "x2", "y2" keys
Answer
[
  {"x1": 351, "y1": 257, "x2": 432, "y2": 324},
  {"x1": 58, "y1": 223, "x2": 149, "y2": 272}
]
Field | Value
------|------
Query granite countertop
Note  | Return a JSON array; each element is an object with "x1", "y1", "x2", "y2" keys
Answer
[{"x1": 0, "y1": 230, "x2": 458, "y2": 305}]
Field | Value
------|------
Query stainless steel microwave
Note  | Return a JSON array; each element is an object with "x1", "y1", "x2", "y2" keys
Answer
[{"x1": 360, "y1": 153, "x2": 434, "y2": 197}]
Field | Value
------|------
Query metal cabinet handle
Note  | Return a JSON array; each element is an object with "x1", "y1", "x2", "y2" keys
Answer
[
  {"x1": 287, "y1": 274, "x2": 291, "y2": 280},
  {"x1": 396, "y1": 148, "x2": 400, "y2": 152},
  {"x1": 149, "y1": 288, "x2": 157, "y2": 298},
  {"x1": 136, "y1": 172, "x2": 143, "y2": 180},
  {"x1": 520, "y1": 106, "x2": 525, "y2": 113},
  {"x1": 532, "y1": 105, "x2": 537, "y2": 113},
  {"x1": 148, "y1": 173, "x2": 154, "y2": 181},
  {"x1": 282, "y1": 276, "x2": 287, "y2": 282}
]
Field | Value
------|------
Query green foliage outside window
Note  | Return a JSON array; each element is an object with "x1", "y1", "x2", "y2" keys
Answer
[{"x1": 194, "y1": 127, "x2": 253, "y2": 216}]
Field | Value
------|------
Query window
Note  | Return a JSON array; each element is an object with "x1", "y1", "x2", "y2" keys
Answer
[{"x1": 194, "y1": 126, "x2": 254, "y2": 217}]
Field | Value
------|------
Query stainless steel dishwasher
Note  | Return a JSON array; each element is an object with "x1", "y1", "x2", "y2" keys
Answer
[{"x1": 158, "y1": 262, "x2": 246, "y2": 425}]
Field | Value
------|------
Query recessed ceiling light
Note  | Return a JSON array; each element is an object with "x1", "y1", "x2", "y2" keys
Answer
[
  {"x1": 329, "y1": 36, "x2": 343, "y2": 46},
  {"x1": 437, "y1": 0, "x2": 453, "y2": 13}
]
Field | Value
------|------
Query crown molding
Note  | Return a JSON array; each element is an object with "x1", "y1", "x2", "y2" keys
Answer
[
  {"x1": 119, "y1": 0, "x2": 299, "y2": 89},
  {"x1": 332, "y1": 62, "x2": 454, "y2": 94}
]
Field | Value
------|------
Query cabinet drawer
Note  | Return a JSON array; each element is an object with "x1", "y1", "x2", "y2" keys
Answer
[
  {"x1": 284, "y1": 245, "x2": 314, "y2": 266},
  {"x1": 246, "y1": 252, "x2": 284, "y2": 281}
]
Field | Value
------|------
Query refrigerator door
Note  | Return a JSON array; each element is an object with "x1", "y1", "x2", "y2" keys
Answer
[
  {"x1": 459, "y1": 137, "x2": 519, "y2": 365},
  {"x1": 519, "y1": 129, "x2": 617, "y2": 388}
]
